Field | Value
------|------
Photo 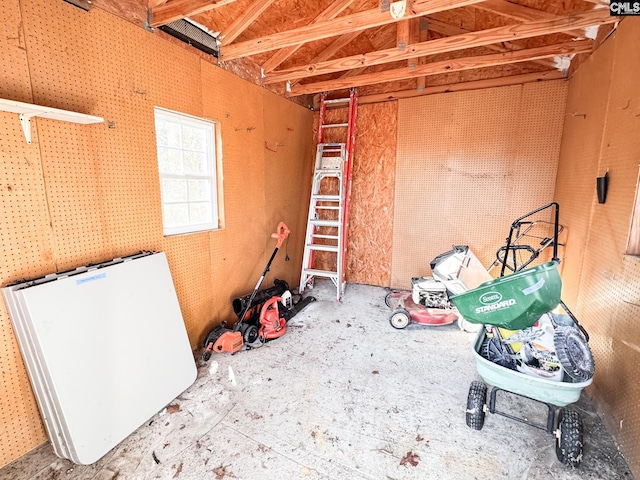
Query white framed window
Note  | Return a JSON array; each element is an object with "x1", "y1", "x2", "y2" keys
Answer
[{"x1": 154, "y1": 107, "x2": 220, "y2": 236}]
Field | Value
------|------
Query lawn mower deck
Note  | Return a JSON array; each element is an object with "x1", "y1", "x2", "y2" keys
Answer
[{"x1": 386, "y1": 291, "x2": 459, "y2": 329}]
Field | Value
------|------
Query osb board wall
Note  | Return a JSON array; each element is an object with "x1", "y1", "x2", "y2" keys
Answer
[
  {"x1": 348, "y1": 102, "x2": 398, "y2": 286},
  {"x1": 555, "y1": 18, "x2": 640, "y2": 476},
  {"x1": 392, "y1": 81, "x2": 568, "y2": 289},
  {"x1": 0, "y1": 0, "x2": 313, "y2": 467}
]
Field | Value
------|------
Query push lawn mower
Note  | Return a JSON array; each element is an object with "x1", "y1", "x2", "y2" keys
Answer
[
  {"x1": 385, "y1": 245, "x2": 492, "y2": 331},
  {"x1": 201, "y1": 222, "x2": 315, "y2": 360}
]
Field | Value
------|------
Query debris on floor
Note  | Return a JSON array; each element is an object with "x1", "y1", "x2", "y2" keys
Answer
[{"x1": 0, "y1": 281, "x2": 634, "y2": 480}]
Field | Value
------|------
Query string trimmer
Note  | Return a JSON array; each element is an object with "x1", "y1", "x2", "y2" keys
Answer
[{"x1": 202, "y1": 221, "x2": 293, "y2": 360}]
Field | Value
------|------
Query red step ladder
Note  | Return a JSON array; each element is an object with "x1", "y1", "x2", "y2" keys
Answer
[{"x1": 299, "y1": 89, "x2": 358, "y2": 301}]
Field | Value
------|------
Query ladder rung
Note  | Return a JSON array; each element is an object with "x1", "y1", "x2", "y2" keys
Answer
[
  {"x1": 306, "y1": 244, "x2": 339, "y2": 253},
  {"x1": 321, "y1": 123, "x2": 348, "y2": 128},
  {"x1": 314, "y1": 205, "x2": 340, "y2": 210},
  {"x1": 303, "y1": 269, "x2": 338, "y2": 279},
  {"x1": 312, "y1": 194, "x2": 340, "y2": 201},
  {"x1": 312, "y1": 234, "x2": 339, "y2": 240},
  {"x1": 324, "y1": 98, "x2": 350, "y2": 105},
  {"x1": 310, "y1": 219, "x2": 340, "y2": 227}
]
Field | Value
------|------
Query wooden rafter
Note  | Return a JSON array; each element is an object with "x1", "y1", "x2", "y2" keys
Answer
[
  {"x1": 218, "y1": 0, "x2": 278, "y2": 46},
  {"x1": 149, "y1": 0, "x2": 236, "y2": 28},
  {"x1": 308, "y1": 31, "x2": 361, "y2": 64},
  {"x1": 357, "y1": 70, "x2": 566, "y2": 105},
  {"x1": 221, "y1": 0, "x2": 485, "y2": 61},
  {"x1": 288, "y1": 40, "x2": 591, "y2": 95},
  {"x1": 263, "y1": 9, "x2": 616, "y2": 85},
  {"x1": 474, "y1": 0, "x2": 586, "y2": 37},
  {"x1": 262, "y1": 0, "x2": 356, "y2": 73},
  {"x1": 426, "y1": 18, "x2": 559, "y2": 70},
  {"x1": 288, "y1": 31, "x2": 363, "y2": 88},
  {"x1": 415, "y1": 18, "x2": 428, "y2": 91},
  {"x1": 397, "y1": 19, "x2": 410, "y2": 51},
  {"x1": 338, "y1": 35, "x2": 396, "y2": 79}
]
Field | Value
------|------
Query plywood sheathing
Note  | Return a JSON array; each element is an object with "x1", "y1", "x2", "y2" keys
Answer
[
  {"x1": 347, "y1": 102, "x2": 398, "y2": 286},
  {"x1": 554, "y1": 18, "x2": 640, "y2": 476},
  {"x1": 391, "y1": 80, "x2": 567, "y2": 289},
  {"x1": 0, "y1": 0, "x2": 313, "y2": 468}
]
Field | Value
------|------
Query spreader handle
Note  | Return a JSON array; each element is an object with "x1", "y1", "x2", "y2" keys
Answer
[{"x1": 272, "y1": 221, "x2": 290, "y2": 249}]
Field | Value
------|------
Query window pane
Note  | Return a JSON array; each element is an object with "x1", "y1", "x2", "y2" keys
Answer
[
  {"x1": 189, "y1": 202, "x2": 212, "y2": 224},
  {"x1": 184, "y1": 151, "x2": 208, "y2": 175},
  {"x1": 188, "y1": 179, "x2": 211, "y2": 202},
  {"x1": 163, "y1": 204, "x2": 189, "y2": 227},
  {"x1": 154, "y1": 108, "x2": 220, "y2": 235},
  {"x1": 158, "y1": 148, "x2": 182, "y2": 174},
  {"x1": 156, "y1": 120, "x2": 181, "y2": 148},
  {"x1": 162, "y1": 178, "x2": 188, "y2": 202},
  {"x1": 182, "y1": 125, "x2": 207, "y2": 151}
]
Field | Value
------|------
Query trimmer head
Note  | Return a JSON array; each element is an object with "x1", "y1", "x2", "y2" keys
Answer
[{"x1": 202, "y1": 325, "x2": 243, "y2": 361}]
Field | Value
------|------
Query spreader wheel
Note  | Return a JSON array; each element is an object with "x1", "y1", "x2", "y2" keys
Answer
[
  {"x1": 555, "y1": 409, "x2": 584, "y2": 467},
  {"x1": 466, "y1": 381, "x2": 487, "y2": 430},
  {"x1": 389, "y1": 309, "x2": 410, "y2": 329},
  {"x1": 554, "y1": 326, "x2": 595, "y2": 381},
  {"x1": 384, "y1": 292, "x2": 394, "y2": 308}
]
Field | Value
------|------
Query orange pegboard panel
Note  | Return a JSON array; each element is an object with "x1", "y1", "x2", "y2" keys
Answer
[
  {"x1": 391, "y1": 81, "x2": 568, "y2": 289},
  {"x1": 561, "y1": 20, "x2": 640, "y2": 475},
  {"x1": 0, "y1": 3, "x2": 55, "y2": 465}
]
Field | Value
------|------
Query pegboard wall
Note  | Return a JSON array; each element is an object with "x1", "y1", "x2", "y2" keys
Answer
[
  {"x1": 0, "y1": 0, "x2": 313, "y2": 467},
  {"x1": 391, "y1": 80, "x2": 568, "y2": 289},
  {"x1": 555, "y1": 18, "x2": 640, "y2": 476}
]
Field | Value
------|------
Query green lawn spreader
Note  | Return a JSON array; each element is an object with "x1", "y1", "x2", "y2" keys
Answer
[{"x1": 451, "y1": 203, "x2": 595, "y2": 468}]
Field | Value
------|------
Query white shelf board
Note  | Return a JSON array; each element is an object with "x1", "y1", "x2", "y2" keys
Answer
[{"x1": 0, "y1": 98, "x2": 103, "y2": 143}]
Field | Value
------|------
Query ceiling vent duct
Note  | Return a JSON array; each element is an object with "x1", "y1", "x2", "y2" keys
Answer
[{"x1": 159, "y1": 19, "x2": 219, "y2": 58}]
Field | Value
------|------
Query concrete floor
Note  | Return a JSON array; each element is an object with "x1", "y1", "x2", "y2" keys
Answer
[{"x1": 0, "y1": 280, "x2": 634, "y2": 480}]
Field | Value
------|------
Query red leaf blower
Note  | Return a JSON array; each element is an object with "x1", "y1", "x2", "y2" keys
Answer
[{"x1": 202, "y1": 221, "x2": 291, "y2": 360}]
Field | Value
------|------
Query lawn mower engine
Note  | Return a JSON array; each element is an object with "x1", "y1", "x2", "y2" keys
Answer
[{"x1": 411, "y1": 276, "x2": 452, "y2": 309}]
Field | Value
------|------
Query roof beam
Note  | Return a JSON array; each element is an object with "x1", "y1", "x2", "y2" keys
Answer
[
  {"x1": 426, "y1": 18, "x2": 559, "y2": 70},
  {"x1": 338, "y1": 34, "x2": 396, "y2": 79},
  {"x1": 288, "y1": 40, "x2": 591, "y2": 95},
  {"x1": 415, "y1": 17, "x2": 428, "y2": 91},
  {"x1": 474, "y1": 0, "x2": 585, "y2": 37},
  {"x1": 357, "y1": 70, "x2": 566, "y2": 105},
  {"x1": 218, "y1": 0, "x2": 278, "y2": 46},
  {"x1": 261, "y1": 0, "x2": 356, "y2": 73},
  {"x1": 221, "y1": 0, "x2": 486, "y2": 61},
  {"x1": 263, "y1": 9, "x2": 615, "y2": 85},
  {"x1": 149, "y1": 0, "x2": 236, "y2": 27}
]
